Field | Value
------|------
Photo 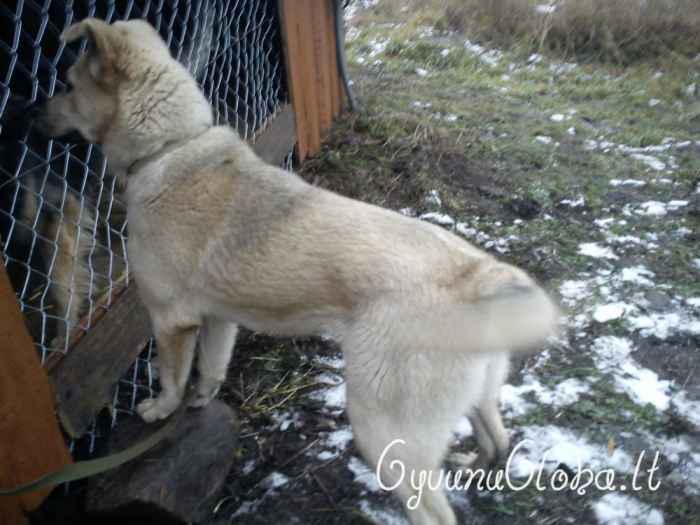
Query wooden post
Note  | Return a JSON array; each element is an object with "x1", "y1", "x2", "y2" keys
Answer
[
  {"x1": 0, "y1": 258, "x2": 72, "y2": 525},
  {"x1": 279, "y1": 0, "x2": 345, "y2": 161}
]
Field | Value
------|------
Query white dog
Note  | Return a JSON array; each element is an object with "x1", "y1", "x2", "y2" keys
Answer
[{"x1": 38, "y1": 18, "x2": 560, "y2": 524}]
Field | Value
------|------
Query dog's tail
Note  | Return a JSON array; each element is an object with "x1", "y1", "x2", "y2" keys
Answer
[{"x1": 380, "y1": 262, "x2": 560, "y2": 355}]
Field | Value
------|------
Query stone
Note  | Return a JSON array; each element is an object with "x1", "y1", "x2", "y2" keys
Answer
[{"x1": 86, "y1": 400, "x2": 239, "y2": 523}]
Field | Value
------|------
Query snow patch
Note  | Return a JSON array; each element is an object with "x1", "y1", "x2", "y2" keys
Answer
[
  {"x1": 368, "y1": 38, "x2": 389, "y2": 58},
  {"x1": 626, "y1": 311, "x2": 700, "y2": 340},
  {"x1": 592, "y1": 493, "x2": 664, "y2": 525},
  {"x1": 509, "y1": 425, "x2": 635, "y2": 479},
  {"x1": 313, "y1": 354, "x2": 345, "y2": 369},
  {"x1": 348, "y1": 456, "x2": 381, "y2": 492},
  {"x1": 592, "y1": 336, "x2": 672, "y2": 411},
  {"x1": 317, "y1": 450, "x2": 337, "y2": 461},
  {"x1": 420, "y1": 212, "x2": 455, "y2": 226},
  {"x1": 324, "y1": 427, "x2": 354, "y2": 452},
  {"x1": 464, "y1": 40, "x2": 502, "y2": 67},
  {"x1": 425, "y1": 189, "x2": 442, "y2": 208},
  {"x1": 359, "y1": 500, "x2": 410, "y2": 525},
  {"x1": 635, "y1": 201, "x2": 667, "y2": 216},
  {"x1": 592, "y1": 302, "x2": 632, "y2": 323},
  {"x1": 610, "y1": 179, "x2": 646, "y2": 187},
  {"x1": 501, "y1": 375, "x2": 590, "y2": 417},
  {"x1": 415, "y1": 67, "x2": 428, "y2": 77},
  {"x1": 561, "y1": 195, "x2": 585, "y2": 207},
  {"x1": 535, "y1": 4, "x2": 557, "y2": 14},
  {"x1": 631, "y1": 154, "x2": 665, "y2": 171},
  {"x1": 261, "y1": 472, "x2": 289, "y2": 491},
  {"x1": 311, "y1": 372, "x2": 346, "y2": 409},
  {"x1": 550, "y1": 113, "x2": 566, "y2": 122},
  {"x1": 578, "y1": 242, "x2": 618, "y2": 260},
  {"x1": 620, "y1": 266, "x2": 655, "y2": 286},
  {"x1": 559, "y1": 280, "x2": 592, "y2": 307}
]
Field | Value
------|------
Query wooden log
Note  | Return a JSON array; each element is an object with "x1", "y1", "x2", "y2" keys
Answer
[
  {"x1": 85, "y1": 401, "x2": 239, "y2": 523},
  {"x1": 49, "y1": 105, "x2": 297, "y2": 438},
  {"x1": 50, "y1": 284, "x2": 152, "y2": 438},
  {"x1": 0, "y1": 259, "x2": 72, "y2": 524}
]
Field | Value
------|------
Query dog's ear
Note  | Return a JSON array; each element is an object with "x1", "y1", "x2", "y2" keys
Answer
[{"x1": 62, "y1": 18, "x2": 116, "y2": 82}]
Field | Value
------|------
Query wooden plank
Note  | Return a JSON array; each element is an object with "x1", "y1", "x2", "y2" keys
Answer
[
  {"x1": 279, "y1": 0, "x2": 309, "y2": 160},
  {"x1": 312, "y1": 2, "x2": 333, "y2": 134},
  {"x1": 281, "y1": 0, "x2": 321, "y2": 157},
  {"x1": 300, "y1": 0, "x2": 322, "y2": 155},
  {"x1": 50, "y1": 284, "x2": 152, "y2": 438},
  {"x1": 252, "y1": 104, "x2": 296, "y2": 166},
  {"x1": 49, "y1": 107, "x2": 297, "y2": 439},
  {"x1": 0, "y1": 259, "x2": 72, "y2": 521}
]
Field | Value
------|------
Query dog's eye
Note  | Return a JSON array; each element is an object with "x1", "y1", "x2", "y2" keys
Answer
[{"x1": 64, "y1": 81, "x2": 74, "y2": 93}]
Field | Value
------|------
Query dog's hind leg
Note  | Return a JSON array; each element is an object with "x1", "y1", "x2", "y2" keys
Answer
[
  {"x1": 348, "y1": 402, "x2": 456, "y2": 525},
  {"x1": 191, "y1": 317, "x2": 237, "y2": 408},
  {"x1": 451, "y1": 355, "x2": 510, "y2": 471},
  {"x1": 137, "y1": 320, "x2": 198, "y2": 422},
  {"x1": 343, "y1": 333, "x2": 461, "y2": 525}
]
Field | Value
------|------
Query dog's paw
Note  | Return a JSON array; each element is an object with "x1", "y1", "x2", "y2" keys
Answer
[
  {"x1": 136, "y1": 396, "x2": 180, "y2": 422},
  {"x1": 189, "y1": 380, "x2": 221, "y2": 408}
]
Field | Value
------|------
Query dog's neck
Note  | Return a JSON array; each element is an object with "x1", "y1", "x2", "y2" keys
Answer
[{"x1": 125, "y1": 127, "x2": 212, "y2": 177}]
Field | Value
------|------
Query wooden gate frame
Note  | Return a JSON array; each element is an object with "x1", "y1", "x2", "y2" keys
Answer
[{"x1": 0, "y1": 1, "x2": 345, "y2": 522}]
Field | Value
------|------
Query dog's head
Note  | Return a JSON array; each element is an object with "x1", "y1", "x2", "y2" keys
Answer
[{"x1": 37, "y1": 18, "x2": 213, "y2": 175}]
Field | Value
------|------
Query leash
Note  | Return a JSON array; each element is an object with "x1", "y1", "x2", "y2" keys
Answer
[{"x1": 0, "y1": 398, "x2": 188, "y2": 496}]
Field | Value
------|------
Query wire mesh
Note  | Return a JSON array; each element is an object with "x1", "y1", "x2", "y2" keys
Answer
[
  {"x1": 1, "y1": 0, "x2": 288, "y2": 364},
  {"x1": 1, "y1": 0, "x2": 290, "y2": 464}
]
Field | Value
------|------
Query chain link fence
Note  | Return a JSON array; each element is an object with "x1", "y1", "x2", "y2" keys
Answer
[{"x1": 1, "y1": 0, "x2": 290, "y2": 457}]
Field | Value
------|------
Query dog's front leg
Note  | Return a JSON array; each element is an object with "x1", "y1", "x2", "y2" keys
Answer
[{"x1": 137, "y1": 322, "x2": 198, "y2": 422}]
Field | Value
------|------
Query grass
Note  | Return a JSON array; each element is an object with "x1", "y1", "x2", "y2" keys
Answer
[{"x1": 357, "y1": 0, "x2": 700, "y2": 64}]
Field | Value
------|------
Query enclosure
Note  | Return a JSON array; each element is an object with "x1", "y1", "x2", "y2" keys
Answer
[{"x1": 0, "y1": 1, "x2": 345, "y2": 522}]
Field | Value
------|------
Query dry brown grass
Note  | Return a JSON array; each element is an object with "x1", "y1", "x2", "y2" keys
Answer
[{"x1": 361, "y1": 0, "x2": 700, "y2": 63}]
